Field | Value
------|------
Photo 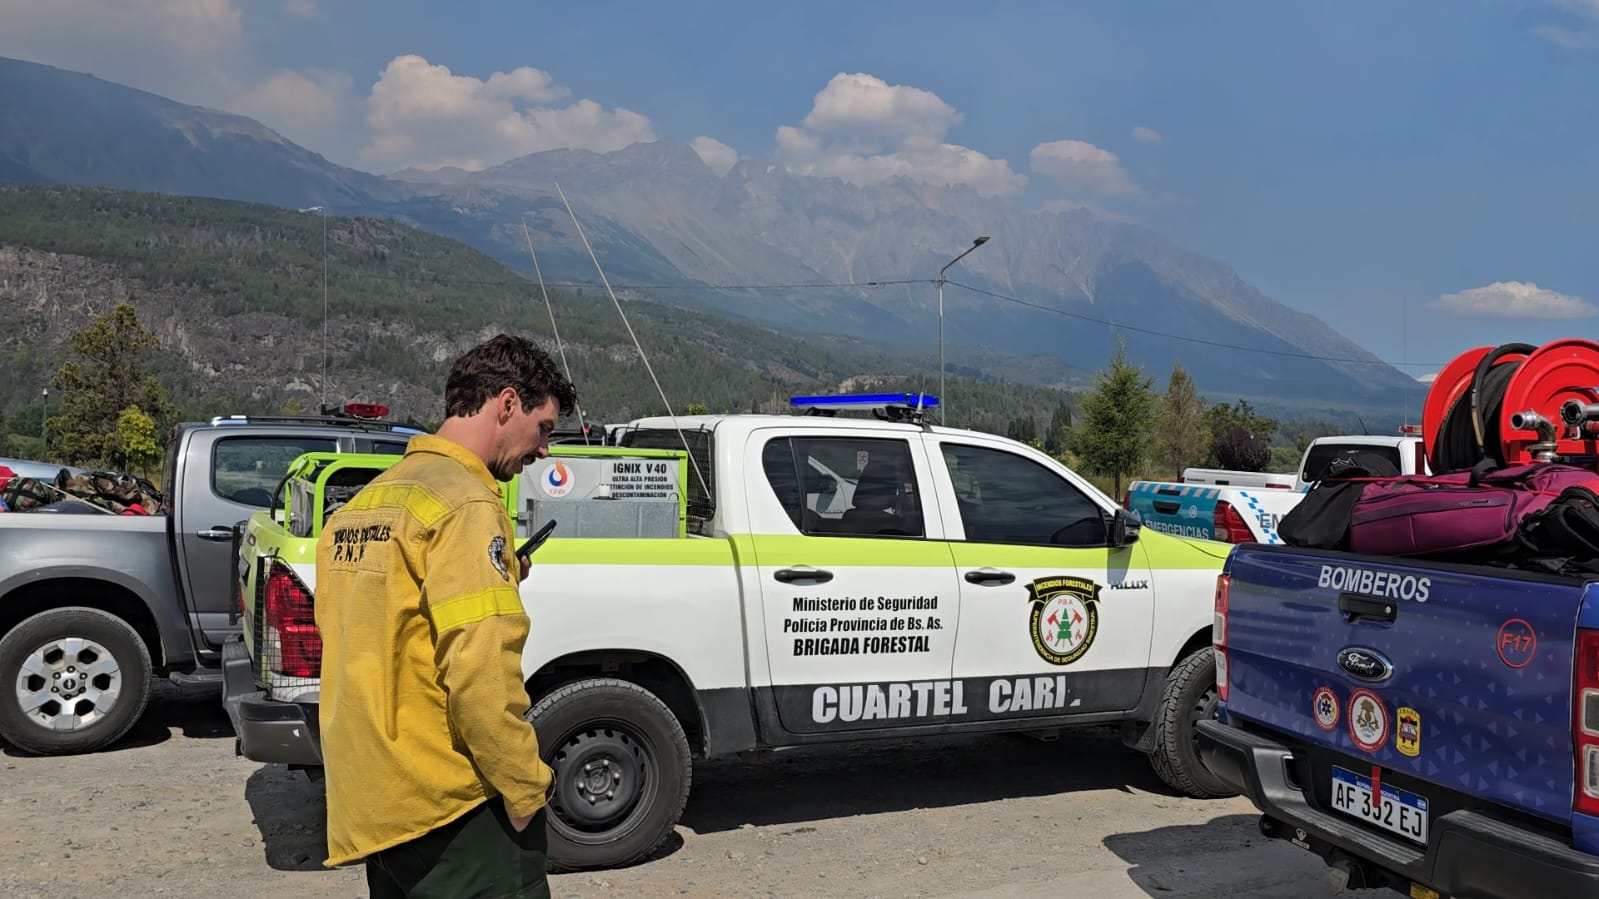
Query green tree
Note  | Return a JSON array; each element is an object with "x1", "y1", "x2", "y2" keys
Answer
[
  {"x1": 1069, "y1": 338, "x2": 1158, "y2": 497},
  {"x1": 1006, "y1": 415, "x2": 1038, "y2": 445},
  {"x1": 686, "y1": 403, "x2": 710, "y2": 415},
  {"x1": 48, "y1": 303, "x2": 177, "y2": 468},
  {"x1": 1213, "y1": 426, "x2": 1273, "y2": 471},
  {"x1": 116, "y1": 406, "x2": 162, "y2": 477},
  {"x1": 1204, "y1": 399, "x2": 1279, "y2": 470},
  {"x1": 1044, "y1": 401, "x2": 1073, "y2": 455},
  {"x1": 1154, "y1": 360, "x2": 1209, "y2": 478},
  {"x1": 0, "y1": 405, "x2": 8, "y2": 457}
]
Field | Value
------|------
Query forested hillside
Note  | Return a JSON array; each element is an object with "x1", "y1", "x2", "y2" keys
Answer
[{"x1": 0, "y1": 186, "x2": 1081, "y2": 446}]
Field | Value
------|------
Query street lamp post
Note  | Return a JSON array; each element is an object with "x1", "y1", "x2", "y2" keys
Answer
[
  {"x1": 40, "y1": 387, "x2": 48, "y2": 451},
  {"x1": 935, "y1": 236, "x2": 991, "y2": 426},
  {"x1": 299, "y1": 205, "x2": 328, "y2": 408}
]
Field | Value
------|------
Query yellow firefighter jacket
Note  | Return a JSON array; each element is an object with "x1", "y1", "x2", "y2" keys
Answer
[{"x1": 313, "y1": 434, "x2": 553, "y2": 867}]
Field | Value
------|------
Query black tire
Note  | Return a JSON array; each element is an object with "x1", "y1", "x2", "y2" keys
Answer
[
  {"x1": 0, "y1": 607, "x2": 153, "y2": 756},
  {"x1": 1149, "y1": 646, "x2": 1236, "y2": 799},
  {"x1": 526, "y1": 677, "x2": 691, "y2": 872}
]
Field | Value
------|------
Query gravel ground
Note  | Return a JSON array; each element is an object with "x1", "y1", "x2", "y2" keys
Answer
[{"x1": 0, "y1": 683, "x2": 1348, "y2": 898}]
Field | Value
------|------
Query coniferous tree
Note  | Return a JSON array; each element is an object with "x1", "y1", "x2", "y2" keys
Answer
[
  {"x1": 1070, "y1": 337, "x2": 1158, "y2": 497},
  {"x1": 48, "y1": 302, "x2": 177, "y2": 468}
]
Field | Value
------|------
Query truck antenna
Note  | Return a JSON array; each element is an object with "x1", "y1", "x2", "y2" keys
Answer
[
  {"x1": 520, "y1": 214, "x2": 590, "y2": 444},
  {"x1": 555, "y1": 182, "x2": 711, "y2": 503}
]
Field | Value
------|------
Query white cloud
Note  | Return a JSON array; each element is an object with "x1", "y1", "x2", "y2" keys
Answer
[
  {"x1": 484, "y1": 67, "x2": 568, "y2": 104},
  {"x1": 283, "y1": 0, "x2": 317, "y2": 17},
  {"x1": 690, "y1": 136, "x2": 739, "y2": 176},
  {"x1": 1429, "y1": 281, "x2": 1597, "y2": 318},
  {"x1": 1131, "y1": 126, "x2": 1163, "y2": 145},
  {"x1": 0, "y1": 0, "x2": 243, "y2": 112},
  {"x1": 0, "y1": 0, "x2": 241, "y2": 53},
  {"x1": 361, "y1": 54, "x2": 656, "y2": 170},
  {"x1": 1030, "y1": 139, "x2": 1142, "y2": 196},
  {"x1": 801, "y1": 72, "x2": 961, "y2": 143},
  {"x1": 1535, "y1": 0, "x2": 1599, "y2": 48},
  {"x1": 234, "y1": 68, "x2": 351, "y2": 130},
  {"x1": 772, "y1": 72, "x2": 1025, "y2": 197}
]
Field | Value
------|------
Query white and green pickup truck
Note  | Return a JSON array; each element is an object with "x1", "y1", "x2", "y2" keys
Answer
[{"x1": 225, "y1": 393, "x2": 1233, "y2": 871}]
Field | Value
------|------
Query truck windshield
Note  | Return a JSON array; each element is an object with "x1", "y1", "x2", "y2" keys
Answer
[{"x1": 1301, "y1": 443, "x2": 1402, "y2": 483}]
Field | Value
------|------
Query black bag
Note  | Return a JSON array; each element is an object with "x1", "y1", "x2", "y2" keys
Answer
[
  {"x1": 1278, "y1": 452, "x2": 1402, "y2": 551},
  {"x1": 1517, "y1": 483, "x2": 1599, "y2": 572}
]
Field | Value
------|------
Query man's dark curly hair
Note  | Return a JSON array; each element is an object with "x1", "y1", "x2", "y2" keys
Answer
[{"x1": 443, "y1": 333, "x2": 578, "y2": 419}]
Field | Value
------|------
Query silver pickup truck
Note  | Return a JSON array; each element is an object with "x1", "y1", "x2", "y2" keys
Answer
[{"x1": 0, "y1": 412, "x2": 423, "y2": 755}]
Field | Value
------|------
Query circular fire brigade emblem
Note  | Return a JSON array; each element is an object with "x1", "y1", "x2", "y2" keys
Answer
[
  {"x1": 1347, "y1": 688, "x2": 1389, "y2": 753},
  {"x1": 1312, "y1": 686, "x2": 1340, "y2": 731},
  {"x1": 1025, "y1": 575, "x2": 1102, "y2": 666},
  {"x1": 541, "y1": 460, "x2": 575, "y2": 498}
]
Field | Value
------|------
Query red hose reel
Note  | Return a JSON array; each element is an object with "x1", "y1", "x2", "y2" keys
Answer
[{"x1": 1423, "y1": 339, "x2": 1599, "y2": 471}]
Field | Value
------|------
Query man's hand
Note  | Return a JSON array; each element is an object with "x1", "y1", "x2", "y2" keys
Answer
[
  {"x1": 518, "y1": 554, "x2": 530, "y2": 582},
  {"x1": 509, "y1": 810, "x2": 534, "y2": 833}
]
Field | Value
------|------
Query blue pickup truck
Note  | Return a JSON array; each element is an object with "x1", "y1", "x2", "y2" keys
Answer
[{"x1": 1198, "y1": 545, "x2": 1599, "y2": 898}]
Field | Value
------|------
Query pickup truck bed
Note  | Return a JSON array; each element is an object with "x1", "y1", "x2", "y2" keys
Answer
[
  {"x1": 0, "y1": 413, "x2": 423, "y2": 756},
  {"x1": 1198, "y1": 544, "x2": 1599, "y2": 897}
]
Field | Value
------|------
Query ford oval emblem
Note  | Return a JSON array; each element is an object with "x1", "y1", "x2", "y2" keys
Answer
[{"x1": 1337, "y1": 646, "x2": 1394, "y2": 683}]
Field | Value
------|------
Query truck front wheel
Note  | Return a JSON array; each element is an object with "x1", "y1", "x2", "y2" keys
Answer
[
  {"x1": 1148, "y1": 646, "x2": 1237, "y2": 799},
  {"x1": 527, "y1": 677, "x2": 692, "y2": 872},
  {"x1": 0, "y1": 607, "x2": 153, "y2": 755}
]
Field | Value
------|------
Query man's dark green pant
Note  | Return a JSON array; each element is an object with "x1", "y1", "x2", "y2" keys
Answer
[{"x1": 364, "y1": 801, "x2": 550, "y2": 899}]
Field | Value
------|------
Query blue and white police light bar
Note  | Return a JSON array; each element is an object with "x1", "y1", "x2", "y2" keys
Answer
[{"x1": 788, "y1": 392, "x2": 940, "y2": 412}]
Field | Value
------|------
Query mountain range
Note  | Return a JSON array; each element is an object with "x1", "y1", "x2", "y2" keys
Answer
[{"x1": 0, "y1": 54, "x2": 1419, "y2": 414}]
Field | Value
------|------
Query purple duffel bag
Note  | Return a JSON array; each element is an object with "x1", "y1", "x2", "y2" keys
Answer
[{"x1": 1348, "y1": 462, "x2": 1599, "y2": 557}]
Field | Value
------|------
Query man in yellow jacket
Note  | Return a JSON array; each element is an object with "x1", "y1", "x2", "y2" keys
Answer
[{"x1": 314, "y1": 334, "x2": 577, "y2": 898}]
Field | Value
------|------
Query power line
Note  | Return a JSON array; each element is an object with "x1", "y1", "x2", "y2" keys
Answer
[{"x1": 944, "y1": 279, "x2": 1445, "y2": 369}]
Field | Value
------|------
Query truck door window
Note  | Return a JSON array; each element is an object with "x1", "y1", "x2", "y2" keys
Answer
[
  {"x1": 213, "y1": 437, "x2": 336, "y2": 507},
  {"x1": 942, "y1": 443, "x2": 1106, "y2": 547},
  {"x1": 760, "y1": 436, "x2": 924, "y2": 538},
  {"x1": 1301, "y1": 443, "x2": 1402, "y2": 483}
]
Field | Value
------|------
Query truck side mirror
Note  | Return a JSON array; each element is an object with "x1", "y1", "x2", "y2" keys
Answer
[{"x1": 1108, "y1": 507, "x2": 1142, "y2": 547}]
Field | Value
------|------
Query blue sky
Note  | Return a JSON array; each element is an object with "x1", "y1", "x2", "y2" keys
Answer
[{"x1": 3, "y1": 0, "x2": 1596, "y2": 379}]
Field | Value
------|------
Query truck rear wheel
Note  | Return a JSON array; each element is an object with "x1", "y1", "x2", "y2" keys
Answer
[
  {"x1": 1149, "y1": 646, "x2": 1237, "y2": 799},
  {"x1": 527, "y1": 677, "x2": 692, "y2": 872},
  {"x1": 0, "y1": 607, "x2": 152, "y2": 756}
]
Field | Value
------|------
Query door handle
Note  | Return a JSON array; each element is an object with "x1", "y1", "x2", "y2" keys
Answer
[
  {"x1": 774, "y1": 566, "x2": 833, "y2": 584},
  {"x1": 196, "y1": 527, "x2": 235, "y2": 541},
  {"x1": 1339, "y1": 593, "x2": 1398, "y2": 624},
  {"x1": 964, "y1": 568, "x2": 1015, "y2": 586}
]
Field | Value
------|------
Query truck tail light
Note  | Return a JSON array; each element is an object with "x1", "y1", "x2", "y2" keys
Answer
[
  {"x1": 1212, "y1": 500, "x2": 1253, "y2": 544},
  {"x1": 1575, "y1": 628, "x2": 1599, "y2": 816},
  {"x1": 1214, "y1": 574, "x2": 1230, "y2": 701},
  {"x1": 264, "y1": 561, "x2": 321, "y2": 678}
]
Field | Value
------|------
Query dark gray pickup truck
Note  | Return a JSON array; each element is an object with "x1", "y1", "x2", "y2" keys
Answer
[{"x1": 0, "y1": 411, "x2": 422, "y2": 755}]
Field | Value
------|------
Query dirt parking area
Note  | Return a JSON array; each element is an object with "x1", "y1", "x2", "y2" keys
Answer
[{"x1": 0, "y1": 684, "x2": 1342, "y2": 898}]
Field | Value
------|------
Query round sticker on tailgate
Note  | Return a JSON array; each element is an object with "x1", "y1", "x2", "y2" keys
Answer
[
  {"x1": 1347, "y1": 688, "x2": 1388, "y2": 753},
  {"x1": 1313, "y1": 686, "x2": 1340, "y2": 731}
]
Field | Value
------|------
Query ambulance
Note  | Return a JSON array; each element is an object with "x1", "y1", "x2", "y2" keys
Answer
[{"x1": 224, "y1": 393, "x2": 1233, "y2": 871}]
